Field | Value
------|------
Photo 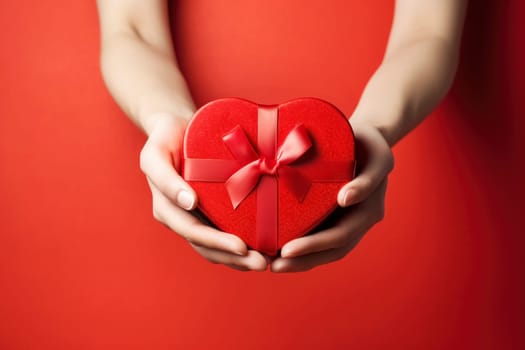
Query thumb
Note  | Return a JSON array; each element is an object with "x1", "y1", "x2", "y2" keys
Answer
[
  {"x1": 140, "y1": 116, "x2": 197, "y2": 211},
  {"x1": 337, "y1": 125, "x2": 393, "y2": 207}
]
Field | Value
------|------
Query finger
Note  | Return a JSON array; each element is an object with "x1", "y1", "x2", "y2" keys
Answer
[
  {"x1": 151, "y1": 184, "x2": 248, "y2": 255},
  {"x1": 338, "y1": 126, "x2": 393, "y2": 207},
  {"x1": 271, "y1": 244, "x2": 358, "y2": 273},
  {"x1": 191, "y1": 244, "x2": 267, "y2": 271},
  {"x1": 225, "y1": 264, "x2": 250, "y2": 272},
  {"x1": 282, "y1": 180, "x2": 387, "y2": 258},
  {"x1": 141, "y1": 141, "x2": 197, "y2": 211},
  {"x1": 280, "y1": 207, "x2": 361, "y2": 258},
  {"x1": 281, "y1": 223, "x2": 367, "y2": 259}
]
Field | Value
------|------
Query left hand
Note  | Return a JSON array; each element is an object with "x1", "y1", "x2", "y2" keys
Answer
[{"x1": 270, "y1": 122, "x2": 394, "y2": 273}]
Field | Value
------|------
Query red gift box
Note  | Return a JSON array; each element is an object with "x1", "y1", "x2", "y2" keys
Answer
[{"x1": 182, "y1": 98, "x2": 355, "y2": 256}]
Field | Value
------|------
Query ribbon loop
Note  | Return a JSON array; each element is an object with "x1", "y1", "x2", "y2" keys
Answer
[
  {"x1": 276, "y1": 124, "x2": 312, "y2": 165},
  {"x1": 222, "y1": 125, "x2": 259, "y2": 161}
]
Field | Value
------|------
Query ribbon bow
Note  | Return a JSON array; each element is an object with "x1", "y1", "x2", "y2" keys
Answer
[{"x1": 223, "y1": 123, "x2": 312, "y2": 209}]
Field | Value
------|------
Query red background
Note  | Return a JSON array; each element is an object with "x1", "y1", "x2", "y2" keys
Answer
[{"x1": 1, "y1": 1, "x2": 524, "y2": 349}]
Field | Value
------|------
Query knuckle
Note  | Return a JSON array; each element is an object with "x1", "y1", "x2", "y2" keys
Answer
[
  {"x1": 139, "y1": 146, "x2": 151, "y2": 173},
  {"x1": 152, "y1": 208, "x2": 162, "y2": 221}
]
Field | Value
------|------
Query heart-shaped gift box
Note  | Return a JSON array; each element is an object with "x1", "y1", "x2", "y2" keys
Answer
[{"x1": 182, "y1": 98, "x2": 355, "y2": 256}]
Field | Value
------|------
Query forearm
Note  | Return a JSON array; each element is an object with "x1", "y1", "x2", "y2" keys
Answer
[
  {"x1": 351, "y1": 0, "x2": 467, "y2": 146},
  {"x1": 351, "y1": 37, "x2": 460, "y2": 146},
  {"x1": 100, "y1": 32, "x2": 195, "y2": 135},
  {"x1": 97, "y1": 0, "x2": 195, "y2": 135}
]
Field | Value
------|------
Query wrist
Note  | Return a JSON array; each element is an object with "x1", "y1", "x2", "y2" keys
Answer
[
  {"x1": 349, "y1": 118, "x2": 396, "y2": 148},
  {"x1": 141, "y1": 112, "x2": 189, "y2": 136},
  {"x1": 134, "y1": 92, "x2": 195, "y2": 135}
]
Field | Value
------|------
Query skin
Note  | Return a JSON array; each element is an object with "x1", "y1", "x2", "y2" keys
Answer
[{"x1": 97, "y1": 0, "x2": 467, "y2": 272}]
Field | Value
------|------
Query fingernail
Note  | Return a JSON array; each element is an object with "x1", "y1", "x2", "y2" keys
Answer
[
  {"x1": 343, "y1": 189, "x2": 356, "y2": 207},
  {"x1": 280, "y1": 247, "x2": 294, "y2": 258},
  {"x1": 271, "y1": 260, "x2": 287, "y2": 273},
  {"x1": 176, "y1": 190, "x2": 195, "y2": 210}
]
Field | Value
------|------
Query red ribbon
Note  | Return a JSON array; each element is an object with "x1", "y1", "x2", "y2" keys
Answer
[
  {"x1": 184, "y1": 106, "x2": 353, "y2": 255},
  {"x1": 223, "y1": 121, "x2": 312, "y2": 209}
]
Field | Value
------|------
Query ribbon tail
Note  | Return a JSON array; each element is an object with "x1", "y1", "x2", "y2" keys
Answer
[
  {"x1": 225, "y1": 161, "x2": 261, "y2": 209},
  {"x1": 279, "y1": 167, "x2": 311, "y2": 203}
]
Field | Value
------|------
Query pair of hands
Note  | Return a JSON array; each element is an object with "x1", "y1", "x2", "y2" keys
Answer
[{"x1": 140, "y1": 113, "x2": 393, "y2": 272}]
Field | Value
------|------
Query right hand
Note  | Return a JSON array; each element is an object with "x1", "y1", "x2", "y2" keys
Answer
[{"x1": 139, "y1": 113, "x2": 268, "y2": 271}]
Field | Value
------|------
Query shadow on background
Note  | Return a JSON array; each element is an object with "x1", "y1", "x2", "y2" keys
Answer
[
  {"x1": 445, "y1": 1, "x2": 525, "y2": 343},
  {"x1": 447, "y1": 1, "x2": 515, "y2": 152}
]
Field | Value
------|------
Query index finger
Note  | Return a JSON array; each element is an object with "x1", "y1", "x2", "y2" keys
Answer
[{"x1": 151, "y1": 182, "x2": 248, "y2": 256}]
